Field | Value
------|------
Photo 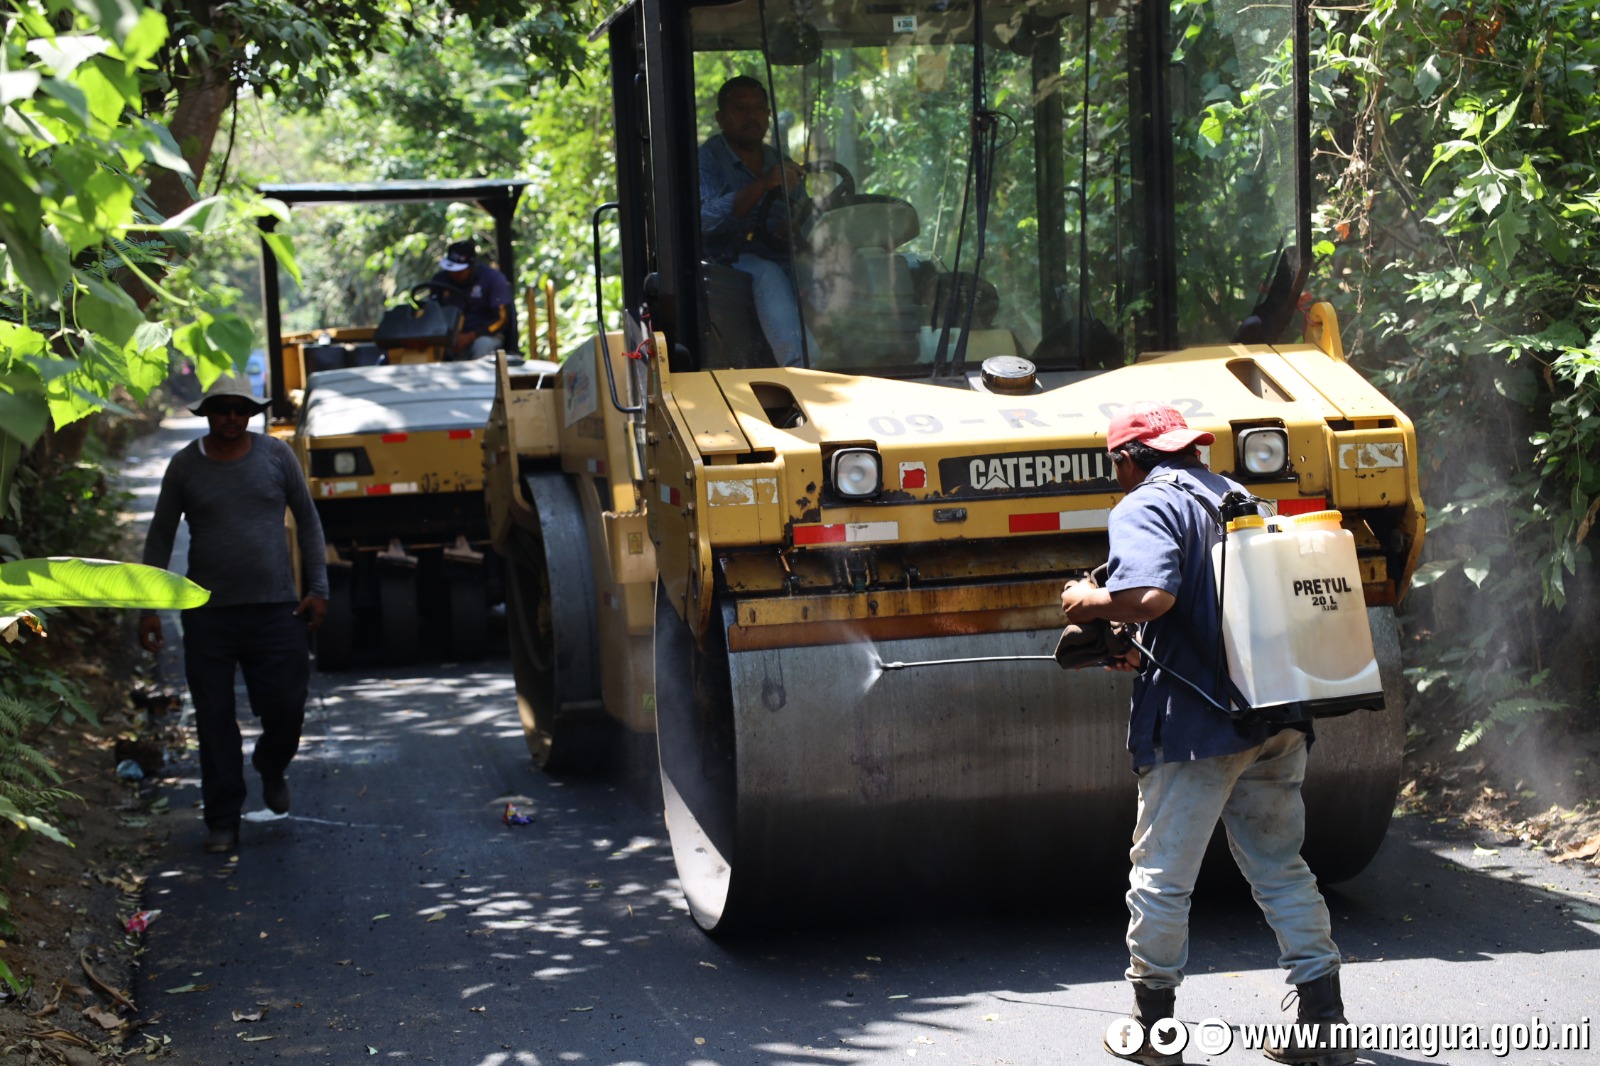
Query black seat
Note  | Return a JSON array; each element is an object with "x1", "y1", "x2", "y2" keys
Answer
[{"x1": 698, "y1": 262, "x2": 776, "y2": 370}]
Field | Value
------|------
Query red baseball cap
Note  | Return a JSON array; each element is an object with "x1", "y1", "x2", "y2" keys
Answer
[{"x1": 1107, "y1": 401, "x2": 1216, "y2": 452}]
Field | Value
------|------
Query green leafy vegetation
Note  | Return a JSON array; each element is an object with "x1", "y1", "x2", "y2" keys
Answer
[{"x1": 1312, "y1": 0, "x2": 1600, "y2": 750}]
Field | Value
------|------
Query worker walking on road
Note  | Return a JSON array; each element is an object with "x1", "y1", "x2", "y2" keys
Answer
[
  {"x1": 1061, "y1": 401, "x2": 1355, "y2": 1066},
  {"x1": 140, "y1": 375, "x2": 329, "y2": 855}
]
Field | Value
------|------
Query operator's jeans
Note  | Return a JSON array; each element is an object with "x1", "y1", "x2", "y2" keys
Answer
[
  {"x1": 182, "y1": 603, "x2": 311, "y2": 830},
  {"x1": 1126, "y1": 729, "x2": 1340, "y2": 988},
  {"x1": 731, "y1": 252, "x2": 818, "y2": 367}
]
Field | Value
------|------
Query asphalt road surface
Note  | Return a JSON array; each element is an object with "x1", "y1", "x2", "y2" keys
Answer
[{"x1": 121, "y1": 419, "x2": 1600, "y2": 1066}]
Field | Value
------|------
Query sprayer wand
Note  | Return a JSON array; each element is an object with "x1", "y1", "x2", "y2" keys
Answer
[{"x1": 881, "y1": 655, "x2": 1057, "y2": 670}]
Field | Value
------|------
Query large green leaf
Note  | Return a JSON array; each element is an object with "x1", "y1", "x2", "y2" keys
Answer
[
  {"x1": 0, "y1": 558, "x2": 210, "y2": 611},
  {"x1": 0, "y1": 794, "x2": 72, "y2": 847},
  {"x1": 0, "y1": 389, "x2": 49, "y2": 448},
  {"x1": 75, "y1": 274, "x2": 145, "y2": 347}
]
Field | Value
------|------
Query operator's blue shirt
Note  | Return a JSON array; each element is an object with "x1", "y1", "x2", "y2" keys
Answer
[
  {"x1": 1105, "y1": 458, "x2": 1279, "y2": 769},
  {"x1": 699, "y1": 133, "x2": 782, "y2": 261},
  {"x1": 429, "y1": 263, "x2": 512, "y2": 335}
]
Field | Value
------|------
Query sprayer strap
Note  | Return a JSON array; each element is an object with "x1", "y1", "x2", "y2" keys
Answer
[{"x1": 1132, "y1": 474, "x2": 1254, "y2": 716}]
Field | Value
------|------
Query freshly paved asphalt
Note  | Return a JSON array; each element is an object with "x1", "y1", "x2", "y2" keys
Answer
[{"x1": 119, "y1": 419, "x2": 1600, "y2": 1065}]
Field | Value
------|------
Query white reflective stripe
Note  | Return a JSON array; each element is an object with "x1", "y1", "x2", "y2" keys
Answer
[
  {"x1": 844, "y1": 521, "x2": 899, "y2": 543},
  {"x1": 387, "y1": 482, "x2": 420, "y2": 494},
  {"x1": 1338, "y1": 442, "x2": 1405, "y2": 469},
  {"x1": 320, "y1": 480, "x2": 361, "y2": 496},
  {"x1": 1057, "y1": 508, "x2": 1110, "y2": 531}
]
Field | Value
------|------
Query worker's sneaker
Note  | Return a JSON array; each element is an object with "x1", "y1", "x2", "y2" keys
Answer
[
  {"x1": 262, "y1": 776, "x2": 291, "y2": 815},
  {"x1": 204, "y1": 826, "x2": 239, "y2": 854},
  {"x1": 1263, "y1": 972, "x2": 1356, "y2": 1066}
]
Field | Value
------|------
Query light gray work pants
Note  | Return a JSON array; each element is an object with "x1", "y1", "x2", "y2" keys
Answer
[{"x1": 1126, "y1": 729, "x2": 1340, "y2": 988}]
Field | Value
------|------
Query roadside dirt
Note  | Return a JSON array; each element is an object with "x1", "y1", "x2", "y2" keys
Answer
[
  {"x1": 1400, "y1": 706, "x2": 1600, "y2": 868},
  {"x1": 0, "y1": 626, "x2": 178, "y2": 1064}
]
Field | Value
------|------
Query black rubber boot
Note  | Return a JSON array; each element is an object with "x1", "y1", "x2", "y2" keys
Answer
[
  {"x1": 1263, "y1": 971, "x2": 1357, "y2": 1066},
  {"x1": 1104, "y1": 984, "x2": 1184, "y2": 1065}
]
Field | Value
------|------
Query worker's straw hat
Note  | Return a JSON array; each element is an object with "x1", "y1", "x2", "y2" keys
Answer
[{"x1": 190, "y1": 374, "x2": 271, "y2": 416}]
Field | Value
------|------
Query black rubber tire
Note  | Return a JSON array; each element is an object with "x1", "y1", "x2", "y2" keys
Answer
[
  {"x1": 445, "y1": 571, "x2": 488, "y2": 661},
  {"x1": 502, "y1": 472, "x2": 605, "y2": 773},
  {"x1": 378, "y1": 567, "x2": 420, "y2": 664},
  {"x1": 315, "y1": 572, "x2": 356, "y2": 672}
]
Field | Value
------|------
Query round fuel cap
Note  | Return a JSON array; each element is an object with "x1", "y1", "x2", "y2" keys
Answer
[{"x1": 981, "y1": 355, "x2": 1037, "y2": 394}]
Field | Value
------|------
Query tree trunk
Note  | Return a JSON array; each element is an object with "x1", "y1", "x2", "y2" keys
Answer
[
  {"x1": 147, "y1": 59, "x2": 233, "y2": 224},
  {"x1": 121, "y1": 58, "x2": 233, "y2": 312}
]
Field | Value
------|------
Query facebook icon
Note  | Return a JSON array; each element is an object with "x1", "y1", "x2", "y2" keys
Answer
[{"x1": 1104, "y1": 1018, "x2": 1145, "y2": 1056}]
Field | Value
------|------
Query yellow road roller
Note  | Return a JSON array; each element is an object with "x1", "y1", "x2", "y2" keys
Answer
[{"x1": 486, "y1": 0, "x2": 1425, "y2": 931}]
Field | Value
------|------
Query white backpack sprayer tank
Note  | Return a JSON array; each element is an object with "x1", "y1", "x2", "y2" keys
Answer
[{"x1": 1214, "y1": 510, "x2": 1384, "y2": 719}]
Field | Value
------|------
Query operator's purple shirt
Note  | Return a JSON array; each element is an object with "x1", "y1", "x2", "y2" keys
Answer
[
  {"x1": 430, "y1": 263, "x2": 512, "y2": 335},
  {"x1": 1105, "y1": 458, "x2": 1272, "y2": 769}
]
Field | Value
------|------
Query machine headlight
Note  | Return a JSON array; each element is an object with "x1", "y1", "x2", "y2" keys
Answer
[
  {"x1": 310, "y1": 447, "x2": 372, "y2": 478},
  {"x1": 831, "y1": 448, "x2": 882, "y2": 499},
  {"x1": 1238, "y1": 428, "x2": 1289, "y2": 476}
]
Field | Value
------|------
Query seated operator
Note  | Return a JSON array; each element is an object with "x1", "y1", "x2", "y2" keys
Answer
[
  {"x1": 430, "y1": 239, "x2": 512, "y2": 359},
  {"x1": 699, "y1": 75, "x2": 819, "y2": 367}
]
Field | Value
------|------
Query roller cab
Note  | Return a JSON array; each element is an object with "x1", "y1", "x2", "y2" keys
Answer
[{"x1": 490, "y1": 0, "x2": 1427, "y2": 931}]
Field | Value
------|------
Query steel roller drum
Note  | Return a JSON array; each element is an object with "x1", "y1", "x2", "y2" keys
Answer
[{"x1": 658, "y1": 596, "x2": 1405, "y2": 933}]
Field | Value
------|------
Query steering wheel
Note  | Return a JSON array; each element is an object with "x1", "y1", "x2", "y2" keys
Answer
[
  {"x1": 407, "y1": 279, "x2": 469, "y2": 305},
  {"x1": 752, "y1": 160, "x2": 857, "y2": 253}
]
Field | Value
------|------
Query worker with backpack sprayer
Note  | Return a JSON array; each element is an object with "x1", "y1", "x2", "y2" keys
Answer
[{"x1": 1061, "y1": 401, "x2": 1356, "y2": 1066}]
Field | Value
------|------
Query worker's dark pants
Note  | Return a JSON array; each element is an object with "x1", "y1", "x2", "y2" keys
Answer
[{"x1": 182, "y1": 603, "x2": 310, "y2": 830}]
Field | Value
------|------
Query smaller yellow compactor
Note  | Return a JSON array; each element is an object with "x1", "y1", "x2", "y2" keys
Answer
[
  {"x1": 487, "y1": 0, "x2": 1427, "y2": 931},
  {"x1": 256, "y1": 180, "x2": 533, "y2": 668}
]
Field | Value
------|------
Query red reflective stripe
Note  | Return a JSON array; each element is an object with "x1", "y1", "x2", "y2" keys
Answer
[
  {"x1": 1009, "y1": 512, "x2": 1061, "y2": 533},
  {"x1": 1276, "y1": 497, "x2": 1329, "y2": 516},
  {"x1": 366, "y1": 484, "x2": 392, "y2": 495},
  {"x1": 448, "y1": 429, "x2": 473, "y2": 440},
  {"x1": 793, "y1": 524, "x2": 846, "y2": 545},
  {"x1": 381, "y1": 433, "x2": 408, "y2": 443}
]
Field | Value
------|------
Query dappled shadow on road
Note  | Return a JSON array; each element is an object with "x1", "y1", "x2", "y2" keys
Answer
[{"x1": 135, "y1": 658, "x2": 1600, "y2": 1066}]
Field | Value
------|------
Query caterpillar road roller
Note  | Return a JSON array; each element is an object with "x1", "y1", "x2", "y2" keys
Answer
[
  {"x1": 257, "y1": 180, "x2": 534, "y2": 668},
  {"x1": 485, "y1": 0, "x2": 1426, "y2": 931}
]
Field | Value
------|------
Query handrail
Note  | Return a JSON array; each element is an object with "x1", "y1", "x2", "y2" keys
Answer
[{"x1": 592, "y1": 202, "x2": 642, "y2": 414}]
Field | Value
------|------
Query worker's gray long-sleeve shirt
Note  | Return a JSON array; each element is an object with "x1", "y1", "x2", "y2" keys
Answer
[{"x1": 142, "y1": 434, "x2": 329, "y2": 607}]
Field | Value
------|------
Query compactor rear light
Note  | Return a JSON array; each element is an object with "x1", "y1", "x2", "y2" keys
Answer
[
  {"x1": 1237, "y1": 428, "x2": 1289, "y2": 477},
  {"x1": 310, "y1": 447, "x2": 373, "y2": 478},
  {"x1": 830, "y1": 449, "x2": 882, "y2": 499}
]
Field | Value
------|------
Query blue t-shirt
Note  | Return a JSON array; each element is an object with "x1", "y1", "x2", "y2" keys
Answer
[
  {"x1": 1105, "y1": 458, "x2": 1276, "y2": 768},
  {"x1": 699, "y1": 133, "x2": 785, "y2": 261},
  {"x1": 430, "y1": 264, "x2": 512, "y2": 335}
]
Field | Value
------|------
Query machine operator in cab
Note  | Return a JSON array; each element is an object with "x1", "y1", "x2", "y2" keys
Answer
[
  {"x1": 1061, "y1": 402, "x2": 1356, "y2": 1066},
  {"x1": 698, "y1": 75, "x2": 818, "y2": 367},
  {"x1": 431, "y1": 239, "x2": 512, "y2": 359}
]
